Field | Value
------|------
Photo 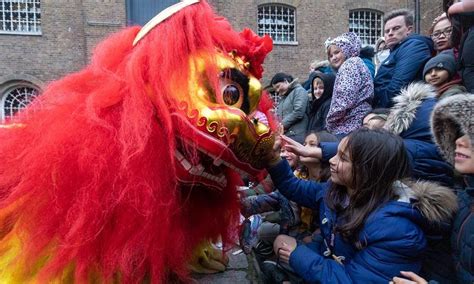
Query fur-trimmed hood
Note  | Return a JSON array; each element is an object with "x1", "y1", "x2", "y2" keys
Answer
[
  {"x1": 393, "y1": 180, "x2": 457, "y2": 225},
  {"x1": 385, "y1": 82, "x2": 437, "y2": 135},
  {"x1": 384, "y1": 82, "x2": 454, "y2": 186},
  {"x1": 431, "y1": 93, "x2": 474, "y2": 164}
]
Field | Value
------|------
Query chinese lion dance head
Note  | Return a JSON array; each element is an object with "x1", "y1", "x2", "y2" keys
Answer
[{"x1": 0, "y1": 0, "x2": 274, "y2": 282}]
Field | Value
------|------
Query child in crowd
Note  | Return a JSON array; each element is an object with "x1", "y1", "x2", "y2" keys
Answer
[
  {"x1": 241, "y1": 132, "x2": 336, "y2": 283},
  {"x1": 423, "y1": 52, "x2": 466, "y2": 99},
  {"x1": 241, "y1": 132, "x2": 338, "y2": 243},
  {"x1": 325, "y1": 32, "x2": 373, "y2": 137},
  {"x1": 306, "y1": 73, "x2": 336, "y2": 132},
  {"x1": 393, "y1": 93, "x2": 474, "y2": 284},
  {"x1": 302, "y1": 60, "x2": 333, "y2": 91},
  {"x1": 240, "y1": 146, "x2": 301, "y2": 244},
  {"x1": 296, "y1": 131, "x2": 338, "y2": 244},
  {"x1": 264, "y1": 128, "x2": 457, "y2": 283},
  {"x1": 375, "y1": 37, "x2": 389, "y2": 74}
]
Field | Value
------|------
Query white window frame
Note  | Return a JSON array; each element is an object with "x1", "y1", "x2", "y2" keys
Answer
[
  {"x1": 1, "y1": 84, "x2": 40, "y2": 121},
  {"x1": 0, "y1": 0, "x2": 41, "y2": 35},
  {"x1": 257, "y1": 4, "x2": 297, "y2": 45},
  {"x1": 349, "y1": 9, "x2": 383, "y2": 47}
]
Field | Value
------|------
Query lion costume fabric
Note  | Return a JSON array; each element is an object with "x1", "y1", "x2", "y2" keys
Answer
[{"x1": 0, "y1": 1, "x2": 274, "y2": 282}]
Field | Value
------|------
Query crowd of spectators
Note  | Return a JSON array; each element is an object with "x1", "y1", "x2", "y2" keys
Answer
[{"x1": 240, "y1": 1, "x2": 474, "y2": 283}]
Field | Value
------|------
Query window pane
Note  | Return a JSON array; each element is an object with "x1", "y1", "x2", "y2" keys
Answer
[
  {"x1": 349, "y1": 10, "x2": 383, "y2": 46},
  {"x1": 2, "y1": 86, "x2": 39, "y2": 120},
  {"x1": 258, "y1": 4, "x2": 296, "y2": 43},
  {"x1": 0, "y1": 0, "x2": 41, "y2": 34}
]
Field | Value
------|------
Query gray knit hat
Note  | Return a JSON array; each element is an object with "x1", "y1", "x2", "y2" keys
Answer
[
  {"x1": 431, "y1": 94, "x2": 474, "y2": 165},
  {"x1": 423, "y1": 52, "x2": 457, "y2": 79}
]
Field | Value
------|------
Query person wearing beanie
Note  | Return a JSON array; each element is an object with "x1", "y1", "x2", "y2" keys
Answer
[
  {"x1": 324, "y1": 32, "x2": 373, "y2": 137},
  {"x1": 423, "y1": 51, "x2": 466, "y2": 100},
  {"x1": 271, "y1": 72, "x2": 309, "y2": 144},
  {"x1": 393, "y1": 93, "x2": 474, "y2": 284}
]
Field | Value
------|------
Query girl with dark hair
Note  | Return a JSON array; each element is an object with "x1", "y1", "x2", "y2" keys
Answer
[
  {"x1": 297, "y1": 131, "x2": 338, "y2": 242},
  {"x1": 298, "y1": 131, "x2": 338, "y2": 182},
  {"x1": 264, "y1": 128, "x2": 457, "y2": 283}
]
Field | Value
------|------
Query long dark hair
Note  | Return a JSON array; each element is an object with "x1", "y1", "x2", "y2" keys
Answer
[{"x1": 325, "y1": 128, "x2": 411, "y2": 247}]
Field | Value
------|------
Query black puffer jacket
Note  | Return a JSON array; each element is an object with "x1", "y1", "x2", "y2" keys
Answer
[{"x1": 452, "y1": 176, "x2": 474, "y2": 284}]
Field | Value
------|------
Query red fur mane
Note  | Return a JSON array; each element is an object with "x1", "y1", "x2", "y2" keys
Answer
[{"x1": 0, "y1": 1, "x2": 272, "y2": 282}]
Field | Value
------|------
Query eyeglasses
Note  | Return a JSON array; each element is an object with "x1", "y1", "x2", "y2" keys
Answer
[{"x1": 431, "y1": 27, "x2": 453, "y2": 39}]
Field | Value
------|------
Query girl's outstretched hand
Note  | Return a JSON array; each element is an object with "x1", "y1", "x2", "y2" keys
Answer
[
  {"x1": 281, "y1": 135, "x2": 322, "y2": 159},
  {"x1": 390, "y1": 271, "x2": 427, "y2": 284}
]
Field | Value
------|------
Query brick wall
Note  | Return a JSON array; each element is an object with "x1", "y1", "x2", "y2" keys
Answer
[
  {"x1": 209, "y1": 0, "x2": 443, "y2": 85},
  {"x1": 0, "y1": 0, "x2": 442, "y2": 89},
  {"x1": 0, "y1": 0, "x2": 126, "y2": 86}
]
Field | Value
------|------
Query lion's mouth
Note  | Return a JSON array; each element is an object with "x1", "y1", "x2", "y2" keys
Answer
[
  {"x1": 175, "y1": 142, "x2": 250, "y2": 190},
  {"x1": 171, "y1": 112, "x2": 263, "y2": 191}
]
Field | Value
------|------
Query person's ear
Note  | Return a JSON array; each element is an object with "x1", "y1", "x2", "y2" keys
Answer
[{"x1": 407, "y1": 25, "x2": 414, "y2": 34}]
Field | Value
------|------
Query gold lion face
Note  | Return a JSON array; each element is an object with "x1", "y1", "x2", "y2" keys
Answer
[{"x1": 171, "y1": 51, "x2": 274, "y2": 191}]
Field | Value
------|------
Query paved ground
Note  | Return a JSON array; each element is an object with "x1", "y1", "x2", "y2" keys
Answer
[{"x1": 192, "y1": 247, "x2": 260, "y2": 284}]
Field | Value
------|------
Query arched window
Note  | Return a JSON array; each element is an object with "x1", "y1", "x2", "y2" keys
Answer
[
  {"x1": 349, "y1": 9, "x2": 383, "y2": 46},
  {"x1": 258, "y1": 4, "x2": 296, "y2": 44},
  {"x1": 1, "y1": 84, "x2": 39, "y2": 121},
  {"x1": 0, "y1": 0, "x2": 42, "y2": 35}
]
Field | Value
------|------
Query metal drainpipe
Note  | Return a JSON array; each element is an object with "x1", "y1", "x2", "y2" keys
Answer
[
  {"x1": 126, "y1": 0, "x2": 132, "y2": 26},
  {"x1": 415, "y1": 0, "x2": 421, "y2": 33}
]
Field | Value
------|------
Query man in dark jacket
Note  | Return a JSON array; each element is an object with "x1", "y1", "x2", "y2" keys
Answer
[{"x1": 374, "y1": 9, "x2": 434, "y2": 108}]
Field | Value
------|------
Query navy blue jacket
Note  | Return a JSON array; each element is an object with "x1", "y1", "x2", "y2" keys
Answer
[
  {"x1": 452, "y1": 175, "x2": 474, "y2": 283},
  {"x1": 400, "y1": 97, "x2": 453, "y2": 186},
  {"x1": 374, "y1": 34, "x2": 434, "y2": 108},
  {"x1": 268, "y1": 159, "x2": 436, "y2": 283}
]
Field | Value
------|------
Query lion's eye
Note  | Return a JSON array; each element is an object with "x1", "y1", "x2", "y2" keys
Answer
[{"x1": 222, "y1": 85, "x2": 241, "y2": 106}]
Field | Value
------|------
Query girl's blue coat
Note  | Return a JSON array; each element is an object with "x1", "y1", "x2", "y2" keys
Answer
[{"x1": 269, "y1": 159, "x2": 432, "y2": 283}]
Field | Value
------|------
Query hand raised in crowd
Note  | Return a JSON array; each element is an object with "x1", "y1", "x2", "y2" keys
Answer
[
  {"x1": 389, "y1": 271, "x2": 428, "y2": 284},
  {"x1": 281, "y1": 135, "x2": 322, "y2": 160}
]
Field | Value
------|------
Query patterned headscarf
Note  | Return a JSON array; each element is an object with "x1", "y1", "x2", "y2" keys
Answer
[{"x1": 325, "y1": 32, "x2": 362, "y2": 58}]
